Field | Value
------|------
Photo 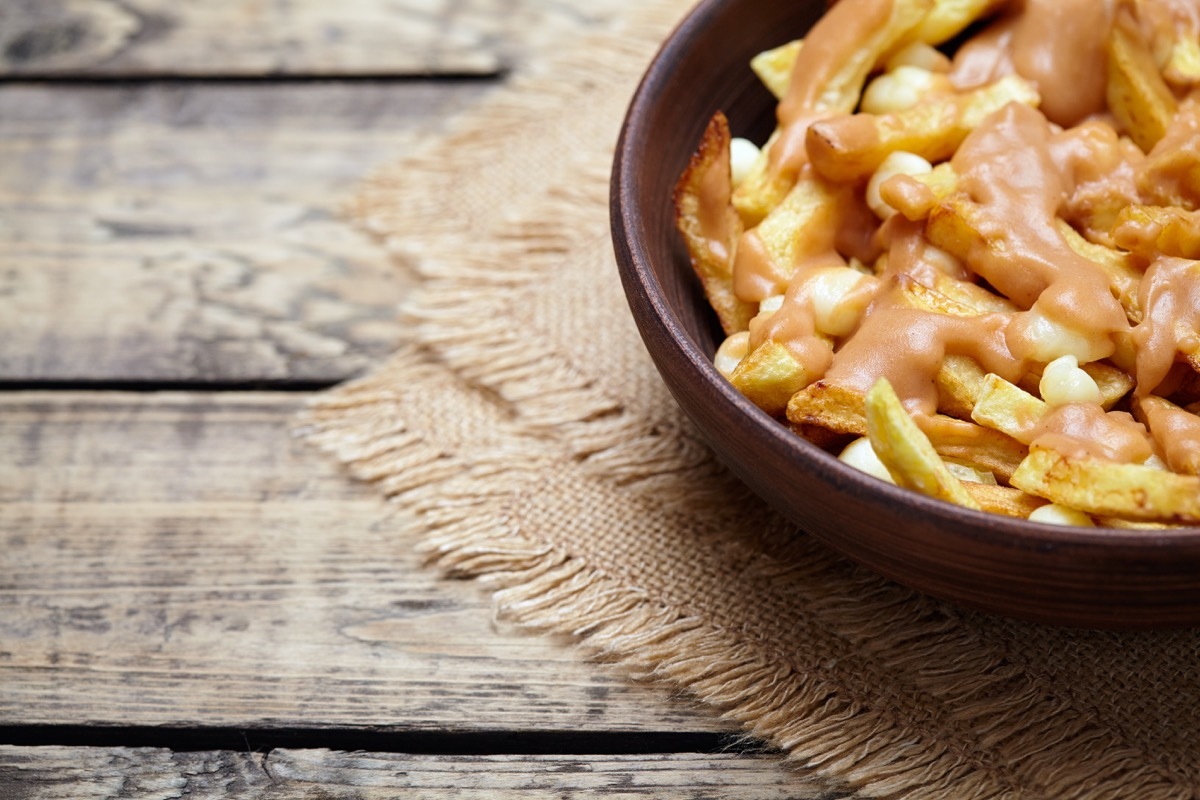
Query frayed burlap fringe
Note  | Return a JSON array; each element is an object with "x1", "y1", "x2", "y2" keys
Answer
[{"x1": 300, "y1": 1, "x2": 1200, "y2": 796}]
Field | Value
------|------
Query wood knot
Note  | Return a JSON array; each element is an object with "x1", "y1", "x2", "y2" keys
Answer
[{"x1": 5, "y1": 20, "x2": 88, "y2": 63}]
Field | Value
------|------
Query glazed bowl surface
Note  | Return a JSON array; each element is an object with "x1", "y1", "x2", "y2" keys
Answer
[{"x1": 610, "y1": 0, "x2": 1200, "y2": 628}]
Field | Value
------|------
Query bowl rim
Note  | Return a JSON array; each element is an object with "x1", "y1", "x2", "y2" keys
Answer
[{"x1": 610, "y1": 0, "x2": 1200, "y2": 554}]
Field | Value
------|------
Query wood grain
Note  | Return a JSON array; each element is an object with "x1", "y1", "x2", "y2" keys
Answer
[
  {"x1": 0, "y1": 0, "x2": 638, "y2": 79},
  {"x1": 0, "y1": 393, "x2": 729, "y2": 733},
  {"x1": 0, "y1": 81, "x2": 492, "y2": 384},
  {"x1": 0, "y1": 0, "x2": 508, "y2": 77},
  {"x1": 0, "y1": 746, "x2": 842, "y2": 799}
]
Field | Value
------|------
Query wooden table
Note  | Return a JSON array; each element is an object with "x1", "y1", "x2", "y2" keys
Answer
[{"x1": 0, "y1": 2, "x2": 841, "y2": 796}]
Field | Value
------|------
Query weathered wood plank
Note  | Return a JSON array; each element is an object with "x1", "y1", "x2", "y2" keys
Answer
[
  {"x1": 0, "y1": 746, "x2": 842, "y2": 799},
  {"x1": 0, "y1": 0, "x2": 637, "y2": 79},
  {"x1": 0, "y1": 0, "x2": 509, "y2": 77},
  {"x1": 0, "y1": 393, "x2": 729, "y2": 733},
  {"x1": 0, "y1": 81, "x2": 490, "y2": 383}
]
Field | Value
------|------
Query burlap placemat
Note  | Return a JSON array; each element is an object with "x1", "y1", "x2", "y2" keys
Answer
[{"x1": 300, "y1": 1, "x2": 1200, "y2": 795}]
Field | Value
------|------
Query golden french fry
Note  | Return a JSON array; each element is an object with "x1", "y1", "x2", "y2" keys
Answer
[
  {"x1": 932, "y1": 272, "x2": 1019, "y2": 315},
  {"x1": 896, "y1": 272, "x2": 1017, "y2": 318},
  {"x1": 936, "y1": 355, "x2": 987, "y2": 419},
  {"x1": 735, "y1": 170, "x2": 866, "y2": 296},
  {"x1": 1011, "y1": 448, "x2": 1200, "y2": 523},
  {"x1": 910, "y1": 0, "x2": 1005, "y2": 46},
  {"x1": 1107, "y1": 5, "x2": 1178, "y2": 152},
  {"x1": 751, "y1": 39, "x2": 803, "y2": 100},
  {"x1": 1160, "y1": 28, "x2": 1200, "y2": 88},
  {"x1": 865, "y1": 378, "x2": 980, "y2": 508},
  {"x1": 1088, "y1": 364, "x2": 1136, "y2": 408},
  {"x1": 806, "y1": 75, "x2": 1039, "y2": 183},
  {"x1": 963, "y1": 483, "x2": 1047, "y2": 519},
  {"x1": 1113, "y1": 204, "x2": 1200, "y2": 261},
  {"x1": 919, "y1": 413, "x2": 1028, "y2": 481},
  {"x1": 1132, "y1": 394, "x2": 1200, "y2": 476},
  {"x1": 1057, "y1": 219, "x2": 1144, "y2": 324},
  {"x1": 970, "y1": 373, "x2": 1046, "y2": 443},
  {"x1": 1135, "y1": 0, "x2": 1200, "y2": 88},
  {"x1": 729, "y1": 340, "x2": 815, "y2": 416},
  {"x1": 1135, "y1": 99, "x2": 1200, "y2": 210},
  {"x1": 787, "y1": 379, "x2": 870, "y2": 436},
  {"x1": 674, "y1": 112, "x2": 757, "y2": 334},
  {"x1": 893, "y1": 274, "x2": 977, "y2": 317}
]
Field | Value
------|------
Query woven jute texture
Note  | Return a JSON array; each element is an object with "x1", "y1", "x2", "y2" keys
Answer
[{"x1": 300, "y1": 1, "x2": 1200, "y2": 796}]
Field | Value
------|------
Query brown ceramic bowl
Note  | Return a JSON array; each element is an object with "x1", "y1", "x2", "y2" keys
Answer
[{"x1": 611, "y1": 0, "x2": 1200, "y2": 628}]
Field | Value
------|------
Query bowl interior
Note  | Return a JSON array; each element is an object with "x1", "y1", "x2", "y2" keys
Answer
[{"x1": 611, "y1": 0, "x2": 1200, "y2": 628}]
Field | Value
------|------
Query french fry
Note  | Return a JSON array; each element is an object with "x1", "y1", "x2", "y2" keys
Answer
[
  {"x1": 1106, "y1": 5, "x2": 1178, "y2": 152},
  {"x1": 931, "y1": 272, "x2": 1019, "y2": 315},
  {"x1": 1057, "y1": 219, "x2": 1144, "y2": 324},
  {"x1": 1011, "y1": 448, "x2": 1200, "y2": 523},
  {"x1": 865, "y1": 378, "x2": 980, "y2": 509},
  {"x1": 1130, "y1": 0, "x2": 1200, "y2": 89},
  {"x1": 1159, "y1": 24, "x2": 1200, "y2": 89},
  {"x1": 936, "y1": 355, "x2": 988, "y2": 418},
  {"x1": 729, "y1": 340, "x2": 817, "y2": 416},
  {"x1": 787, "y1": 379, "x2": 870, "y2": 436},
  {"x1": 896, "y1": 272, "x2": 1017, "y2": 318},
  {"x1": 735, "y1": 169, "x2": 867, "y2": 295},
  {"x1": 751, "y1": 39, "x2": 803, "y2": 100},
  {"x1": 1089, "y1": 362, "x2": 1138, "y2": 408},
  {"x1": 963, "y1": 483, "x2": 1047, "y2": 519},
  {"x1": 1132, "y1": 394, "x2": 1200, "y2": 476},
  {"x1": 1113, "y1": 204, "x2": 1200, "y2": 261},
  {"x1": 673, "y1": 112, "x2": 758, "y2": 334},
  {"x1": 806, "y1": 75, "x2": 1039, "y2": 183},
  {"x1": 1135, "y1": 99, "x2": 1200, "y2": 210},
  {"x1": 921, "y1": 407, "x2": 1028, "y2": 482},
  {"x1": 894, "y1": 276, "x2": 980, "y2": 317},
  {"x1": 909, "y1": 0, "x2": 1005, "y2": 47},
  {"x1": 970, "y1": 373, "x2": 1046, "y2": 443}
]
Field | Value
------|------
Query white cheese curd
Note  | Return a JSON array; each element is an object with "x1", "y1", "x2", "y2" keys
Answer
[
  {"x1": 866, "y1": 151, "x2": 933, "y2": 219},
  {"x1": 1019, "y1": 309, "x2": 1113, "y2": 364},
  {"x1": 945, "y1": 461, "x2": 998, "y2": 484},
  {"x1": 1039, "y1": 354, "x2": 1103, "y2": 406},
  {"x1": 1028, "y1": 503, "x2": 1096, "y2": 527},
  {"x1": 809, "y1": 267, "x2": 872, "y2": 337},
  {"x1": 729, "y1": 137, "x2": 761, "y2": 189},
  {"x1": 885, "y1": 41, "x2": 953, "y2": 73},
  {"x1": 839, "y1": 437, "x2": 896, "y2": 483},
  {"x1": 861, "y1": 66, "x2": 941, "y2": 114},
  {"x1": 713, "y1": 331, "x2": 750, "y2": 378}
]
